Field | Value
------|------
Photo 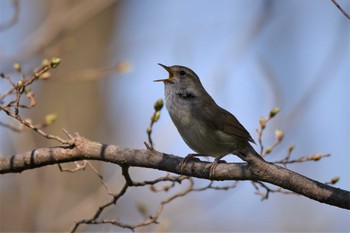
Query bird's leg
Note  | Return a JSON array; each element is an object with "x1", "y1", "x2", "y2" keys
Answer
[
  {"x1": 179, "y1": 153, "x2": 204, "y2": 174},
  {"x1": 208, "y1": 155, "x2": 227, "y2": 179}
]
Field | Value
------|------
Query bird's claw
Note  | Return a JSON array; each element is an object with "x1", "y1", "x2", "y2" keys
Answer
[
  {"x1": 179, "y1": 154, "x2": 202, "y2": 174},
  {"x1": 178, "y1": 154, "x2": 194, "y2": 174},
  {"x1": 207, "y1": 159, "x2": 226, "y2": 179}
]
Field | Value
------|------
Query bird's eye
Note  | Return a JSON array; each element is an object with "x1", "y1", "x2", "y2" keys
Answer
[{"x1": 179, "y1": 70, "x2": 186, "y2": 75}]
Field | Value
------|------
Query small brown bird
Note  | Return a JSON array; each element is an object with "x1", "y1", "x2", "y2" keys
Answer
[{"x1": 155, "y1": 64, "x2": 263, "y2": 177}]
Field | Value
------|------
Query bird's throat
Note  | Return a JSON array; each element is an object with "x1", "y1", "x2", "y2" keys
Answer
[{"x1": 175, "y1": 90, "x2": 195, "y2": 99}]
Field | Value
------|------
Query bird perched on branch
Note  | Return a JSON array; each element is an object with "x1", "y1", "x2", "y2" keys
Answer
[{"x1": 155, "y1": 64, "x2": 263, "y2": 178}]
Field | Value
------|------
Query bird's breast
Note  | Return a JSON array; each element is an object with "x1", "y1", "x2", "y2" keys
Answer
[{"x1": 164, "y1": 86, "x2": 237, "y2": 156}]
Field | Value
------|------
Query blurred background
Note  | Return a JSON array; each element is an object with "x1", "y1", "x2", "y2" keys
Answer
[{"x1": 0, "y1": 0, "x2": 349, "y2": 232}]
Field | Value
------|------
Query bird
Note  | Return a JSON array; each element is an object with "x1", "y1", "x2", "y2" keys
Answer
[{"x1": 154, "y1": 64, "x2": 263, "y2": 178}]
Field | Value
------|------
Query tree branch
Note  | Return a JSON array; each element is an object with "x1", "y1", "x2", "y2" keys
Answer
[
  {"x1": 331, "y1": 0, "x2": 350, "y2": 20},
  {"x1": 0, "y1": 135, "x2": 349, "y2": 210}
]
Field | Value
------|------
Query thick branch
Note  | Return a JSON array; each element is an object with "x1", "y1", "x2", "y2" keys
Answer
[{"x1": 0, "y1": 136, "x2": 349, "y2": 210}]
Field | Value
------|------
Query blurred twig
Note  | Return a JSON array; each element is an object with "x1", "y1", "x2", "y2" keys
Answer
[
  {"x1": 283, "y1": 20, "x2": 349, "y2": 132},
  {"x1": 256, "y1": 107, "x2": 281, "y2": 156},
  {"x1": 258, "y1": 58, "x2": 282, "y2": 108},
  {"x1": 63, "y1": 62, "x2": 132, "y2": 82},
  {"x1": 252, "y1": 181, "x2": 295, "y2": 200},
  {"x1": 0, "y1": 58, "x2": 67, "y2": 144},
  {"x1": 273, "y1": 153, "x2": 331, "y2": 165},
  {"x1": 70, "y1": 167, "x2": 191, "y2": 232},
  {"x1": 331, "y1": 0, "x2": 350, "y2": 20},
  {"x1": 0, "y1": 0, "x2": 19, "y2": 31},
  {"x1": 212, "y1": 1, "x2": 272, "y2": 91},
  {"x1": 70, "y1": 168, "x2": 241, "y2": 232},
  {"x1": 0, "y1": 0, "x2": 117, "y2": 67}
]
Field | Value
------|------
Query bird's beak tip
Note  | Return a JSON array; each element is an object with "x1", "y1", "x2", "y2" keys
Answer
[
  {"x1": 158, "y1": 63, "x2": 167, "y2": 68},
  {"x1": 158, "y1": 63, "x2": 171, "y2": 73},
  {"x1": 156, "y1": 63, "x2": 173, "y2": 83},
  {"x1": 153, "y1": 79, "x2": 164, "y2": 82}
]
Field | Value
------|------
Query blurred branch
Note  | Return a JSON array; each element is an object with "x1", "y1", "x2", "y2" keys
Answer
[
  {"x1": 258, "y1": 58, "x2": 282, "y2": 108},
  {"x1": 70, "y1": 168, "x2": 191, "y2": 232},
  {"x1": 0, "y1": 134, "x2": 349, "y2": 211},
  {"x1": 284, "y1": 15, "x2": 349, "y2": 130},
  {"x1": 331, "y1": 0, "x2": 350, "y2": 20},
  {"x1": 0, "y1": 0, "x2": 20, "y2": 31},
  {"x1": 63, "y1": 62, "x2": 132, "y2": 82},
  {"x1": 212, "y1": 0, "x2": 272, "y2": 90},
  {"x1": 0, "y1": 0, "x2": 117, "y2": 65},
  {"x1": 251, "y1": 181, "x2": 295, "y2": 200}
]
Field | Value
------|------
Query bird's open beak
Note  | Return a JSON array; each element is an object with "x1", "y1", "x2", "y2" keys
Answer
[{"x1": 154, "y1": 63, "x2": 174, "y2": 83}]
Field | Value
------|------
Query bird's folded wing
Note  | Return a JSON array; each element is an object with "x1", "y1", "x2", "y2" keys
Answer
[{"x1": 205, "y1": 105, "x2": 255, "y2": 144}]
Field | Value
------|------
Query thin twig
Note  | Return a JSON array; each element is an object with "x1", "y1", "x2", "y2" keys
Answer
[{"x1": 331, "y1": 0, "x2": 350, "y2": 20}]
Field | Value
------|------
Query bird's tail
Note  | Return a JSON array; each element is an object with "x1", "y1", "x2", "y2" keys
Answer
[{"x1": 237, "y1": 143, "x2": 265, "y2": 162}]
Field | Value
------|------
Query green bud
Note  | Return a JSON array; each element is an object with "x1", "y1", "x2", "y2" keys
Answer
[
  {"x1": 146, "y1": 127, "x2": 152, "y2": 134},
  {"x1": 34, "y1": 72, "x2": 40, "y2": 79},
  {"x1": 154, "y1": 98, "x2": 164, "y2": 112},
  {"x1": 41, "y1": 59, "x2": 50, "y2": 67},
  {"x1": 23, "y1": 118, "x2": 32, "y2": 125},
  {"x1": 275, "y1": 129, "x2": 284, "y2": 141},
  {"x1": 45, "y1": 113, "x2": 58, "y2": 125},
  {"x1": 41, "y1": 72, "x2": 51, "y2": 80},
  {"x1": 152, "y1": 111, "x2": 161, "y2": 122},
  {"x1": 308, "y1": 153, "x2": 321, "y2": 161},
  {"x1": 269, "y1": 107, "x2": 280, "y2": 118},
  {"x1": 265, "y1": 147, "x2": 272, "y2": 154},
  {"x1": 24, "y1": 87, "x2": 31, "y2": 94},
  {"x1": 16, "y1": 80, "x2": 24, "y2": 89},
  {"x1": 314, "y1": 153, "x2": 322, "y2": 161},
  {"x1": 14, "y1": 63, "x2": 21, "y2": 72},
  {"x1": 288, "y1": 144, "x2": 295, "y2": 152},
  {"x1": 116, "y1": 62, "x2": 131, "y2": 73},
  {"x1": 50, "y1": 57, "x2": 61, "y2": 68},
  {"x1": 136, "y1": 202, "x2": 148, "y2": 217},
  {"x1": 330, "y1": 176, "x2": 340, "y2": 184},
  {"x1": 259, "y1": 117, "x2": 266, "y2": 129},
  {"x1": 163, "y1": 184, "x2": 170, "y2": 192}
]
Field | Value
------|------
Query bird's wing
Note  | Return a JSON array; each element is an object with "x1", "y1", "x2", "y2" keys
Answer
[{"x1": 204, "y1": 104, "x2": 255, "y2": 144}]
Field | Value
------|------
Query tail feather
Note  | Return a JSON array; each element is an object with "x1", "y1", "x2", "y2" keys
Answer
[{"x1": 237, "y1": 144, "x2": 265, "y2": 162}]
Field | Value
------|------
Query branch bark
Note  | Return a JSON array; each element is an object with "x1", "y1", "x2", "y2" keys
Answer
[{"x1": 0, "y1": 135, "x2": 349, "y2": 210}]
